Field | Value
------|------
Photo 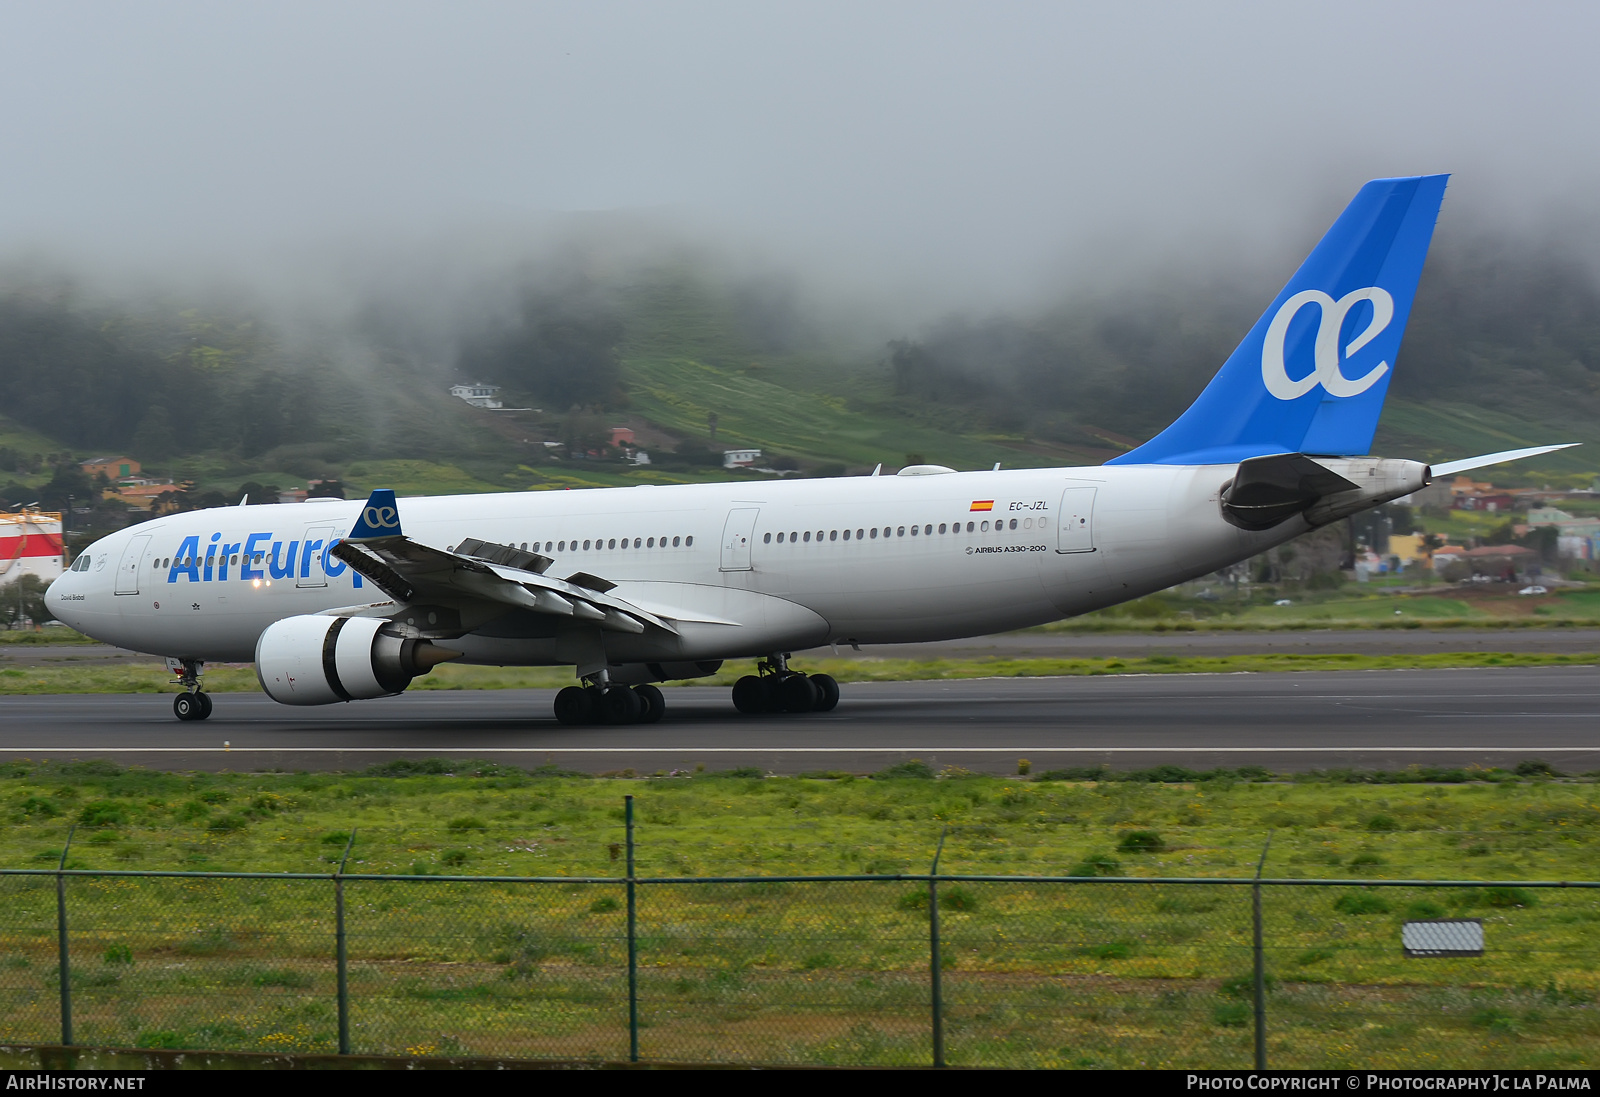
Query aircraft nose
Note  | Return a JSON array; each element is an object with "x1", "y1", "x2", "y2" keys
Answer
[{"x1": 45, "y1": 573, "x2": 78, "y2": 628}]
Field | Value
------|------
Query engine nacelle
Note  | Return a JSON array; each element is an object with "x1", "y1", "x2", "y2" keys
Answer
[{"x1": 255, "y1": 614, "x2": 458, "y2": 706}]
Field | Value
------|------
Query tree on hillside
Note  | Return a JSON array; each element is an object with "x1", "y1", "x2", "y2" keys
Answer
[
  {"x1": 37, "y1": 462, "x2": 94, "y2": 512},
  {"x1": 560, "y1": 406, "x2": 610, "y2": 457},
  {"x1": 130, "y1": 404, "x2": 177, "y2": 461},
  {"x1": 458, "y1": 286, "x2": 624, "y2": 409}
]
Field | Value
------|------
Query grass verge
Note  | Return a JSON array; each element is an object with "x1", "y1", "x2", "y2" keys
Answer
[{"x1": 1, "y1": 649, "x2": 1595, "y2": 695}]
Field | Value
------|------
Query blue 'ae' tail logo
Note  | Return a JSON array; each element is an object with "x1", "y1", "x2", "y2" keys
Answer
[{"x1": 1261, "y1": 287, "x2": 1392, "y2": 400}]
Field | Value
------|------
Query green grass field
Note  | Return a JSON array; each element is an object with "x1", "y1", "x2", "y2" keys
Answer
[{"x1": 0, "y1": 763, "x2": 1596, "y2": 1067}]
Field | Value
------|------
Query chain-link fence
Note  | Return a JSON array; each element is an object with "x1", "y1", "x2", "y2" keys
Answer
[{"x1": 1, "y1": 803, "x2": 1596, "y2": 1068}]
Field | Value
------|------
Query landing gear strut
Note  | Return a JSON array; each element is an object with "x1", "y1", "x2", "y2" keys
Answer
[
  {"x1": 553, "y1": 668, "x2": 666, "y2": 726},
  {"x1": 732, "y1": 654, "x2": 839, "y2": 715},
  {"x1": 170, "y1": 659, "x2": 213, "y2": 722}
]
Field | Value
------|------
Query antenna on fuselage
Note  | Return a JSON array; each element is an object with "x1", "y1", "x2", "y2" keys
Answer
[
  {"x1": 239, "y1": 495, "x2": 249, "y2": 506},
  {"x1": 992, "y1": 462, "x2": 1001, "y2": 471},
  {"x1": 870, "y1": 464, "x2": 881, "y2": 477}
]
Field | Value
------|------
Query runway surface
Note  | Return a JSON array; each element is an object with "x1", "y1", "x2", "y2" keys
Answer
[{"x1": 1, "y1": 665, "x2": 1595, "y2": 774}]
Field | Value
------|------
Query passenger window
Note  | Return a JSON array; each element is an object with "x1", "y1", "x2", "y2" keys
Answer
[
  {"x1": 869, "y1": 527, "x2": 878, "y2": 539},
  {"x1": 897, "y1": 526, "x2": 905, "y2": 537},
  {"x1": 925, "y1": 524, "x2": 932, "y2": 535},
  {"x1": 230, "y1": 555, "x2": 238, "y2": 565},
  {"x1": 938, "y1": 523, "x2": 946, "y2": 534},
  {"x1": 966, "y1": 521, "x2": 975, "y2": 533},
  {"x1": 685, "y1": 536, "x2": 693, "y2": 546},
  {"x1": 766, "y1": 533, "x2": 774, "y2": 543},
  {"x1": 843, "y1": 529, "x2": 851, "y2": 541},
  {"x1": 608, "y1": 539, "x2": 616, "y2": 549},
  {"x1": 546, "y1": 542, "x2": 554, "y2": 551},
  {"x1": 980, "y1": 521, "x2": 989, "y2": 532},
  {"x1": 672, "y1": 536, "x2": 680, "y2": 547},
  {"x1": 647, "y1": 537, "x2": 654, "y2": 547},
  {"x1": 583, "y1": 540, "x2": 591, "y2": 550},
  {"x1": 790, "y1": 531, "x2": 797, "y2": 542},
  {"x1": 856, "y1": 529, "x2": 864, "y2": 540},
  {"x1": 910, "y1": 525, "x2": 918, "y2": 536},
  {"x1": 634, "y1": 538, "x2": 641, "y2": 548},
  {"x1": 559, "y1": 541, "x2": 566, "y2": 551},
  {"x1": 1010, "y1": 519, "x2": 1018, "y2": 530},
  {"x1": 803, "y1": 531, "x2": 811, "y2": 542},
  {"x1": 830, "y1": 530, "x2": 838, "y2": 541}
]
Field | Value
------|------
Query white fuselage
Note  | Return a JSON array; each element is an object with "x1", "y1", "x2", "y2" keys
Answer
[{"x1": 49, "y1": 465, "x2": 1305, "y2": 667}]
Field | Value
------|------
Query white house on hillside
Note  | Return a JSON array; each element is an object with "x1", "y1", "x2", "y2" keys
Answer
[{"x1": 449, "y1": 383, "x2": 503, "y2": 409}]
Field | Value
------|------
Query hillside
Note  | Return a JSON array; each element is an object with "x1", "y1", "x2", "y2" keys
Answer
[{"x1": 1, "y1": 232, "x2": 1597, "y2": 542}]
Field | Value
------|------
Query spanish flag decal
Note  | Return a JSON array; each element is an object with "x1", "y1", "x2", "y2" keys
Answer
[{"x1": 969, "y1": 500, "x2": 994, "y2": 512}]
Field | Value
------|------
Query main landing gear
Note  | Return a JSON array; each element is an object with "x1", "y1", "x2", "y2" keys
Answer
[
  {"x1": 732, "y1": 654, "x2": 839, "y2": 715},
  {"x1": 554, "y1": 671, "x2": 665, "y2": 726},
  {"x1": 171, "y1": 659, "x2": 213, "y2": 722}
]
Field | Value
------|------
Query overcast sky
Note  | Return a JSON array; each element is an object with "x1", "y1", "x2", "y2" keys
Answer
[{"x1": 2, "y1": 1, "x2": 1597, "y2": 309}]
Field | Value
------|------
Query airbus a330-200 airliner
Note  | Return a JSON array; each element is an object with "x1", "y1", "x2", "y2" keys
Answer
[{"x1": 48, "y1": 175, "x2": 1574, "y2": 724}]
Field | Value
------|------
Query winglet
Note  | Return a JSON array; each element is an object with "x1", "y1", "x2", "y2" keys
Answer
[{"x1": 348, "y1": 489, "x2": 403, "y2": 540}]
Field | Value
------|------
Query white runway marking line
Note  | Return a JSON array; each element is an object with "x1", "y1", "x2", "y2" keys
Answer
[{"x1": 0, "y1": 746, "x2": 1596, "y2": 754}]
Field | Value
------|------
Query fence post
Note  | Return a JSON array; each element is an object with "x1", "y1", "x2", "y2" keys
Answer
[
  {"x1": 335, "y1": 829, "x2": 356, "y2": 1056},
  {"x1": 929, "y1": 826, "x2": 948, "y2": 1069},
  {"x1": 1253, "y1": 831, "x2": 1274, "y2": 1071},
  {"x1": 625, "y1": 795, "x2": 639, "y2": 1063},
  {"x1": 56, "y1": 825, "x2": 76, "y2": 1048}
]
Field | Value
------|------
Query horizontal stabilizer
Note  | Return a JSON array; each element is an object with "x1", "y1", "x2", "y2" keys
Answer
[
  {"x1": 1430, "y1": 444, "x2": 1580, "y2": 478},
  {"x1": 1221, "y1": 453, "x2": 1359, "y2": 531}
]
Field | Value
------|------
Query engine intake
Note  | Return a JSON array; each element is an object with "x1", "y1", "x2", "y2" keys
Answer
[{"x1": 255, "y1": 614, "x2": 460, "y2": 706}]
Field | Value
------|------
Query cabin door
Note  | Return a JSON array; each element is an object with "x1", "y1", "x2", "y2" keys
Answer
[
  {"x1": 115, "y1": 535, "x2": 151, "y2": 595},
  {"x1": 1056, "y1": 487, "x2": 1097, "y2": 553},
  {"x1": 719, "y1": 509, "x2": 760, "y2": 571}
]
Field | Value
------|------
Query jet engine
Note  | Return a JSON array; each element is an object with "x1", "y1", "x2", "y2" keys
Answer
[{"x1": 255, "y1": 614, "x2": 460, "y2": 705}]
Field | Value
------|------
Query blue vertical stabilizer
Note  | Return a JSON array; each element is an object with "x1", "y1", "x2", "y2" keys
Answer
[{"x1": 1108, "y1": 175, "x2": 1448, "y2": 466}]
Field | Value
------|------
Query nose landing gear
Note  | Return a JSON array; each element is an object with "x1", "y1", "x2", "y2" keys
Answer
[
  {"x1": 732, "y1": 654, "x2": 840, "y2": 715},
  {"x1": 169, "y1": 659, "x2": 213, "y2": 721}
]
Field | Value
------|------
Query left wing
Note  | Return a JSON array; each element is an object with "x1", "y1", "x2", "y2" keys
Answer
[{"x1": 330, "y1": 490, "x2": 677, "y2": 638}]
